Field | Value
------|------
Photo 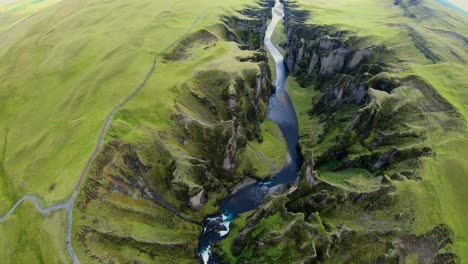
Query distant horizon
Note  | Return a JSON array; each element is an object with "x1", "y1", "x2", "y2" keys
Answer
[
  {"x1": 1, "y1": 0, "x2": 468, "y2": 12},
  {"x1": 448, "y1": 0, "x2": 468, "y2": 11}
]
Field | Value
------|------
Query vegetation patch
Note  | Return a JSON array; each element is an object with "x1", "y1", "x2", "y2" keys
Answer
[
  {"x1": 222, "y1": 0, "x2": 467, "y2": 262},
  {"x1": 71, "y1": 1, "x2": 287, "y2": 262},
  {"x1": 164, "y1": 29, "x2": 219, "y2": 61}
]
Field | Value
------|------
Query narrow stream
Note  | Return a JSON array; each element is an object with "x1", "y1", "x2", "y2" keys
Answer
[{"x1": 198, "y1": 1, "x2": 300, "y2": 263}]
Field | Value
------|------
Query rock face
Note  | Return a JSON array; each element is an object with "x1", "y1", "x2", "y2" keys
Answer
[
  {"x1": 230, "y1": 196, "x2": 318, "y2": 263},
  {"x1": 222, "y1": 0, "x2": 274, "y2": 50},
  {"x1": 166, "y1": 1, "x2": 276, "y2": 203},
  {"x1": 347, "y1": 49, "x2": 372, "y2": 70},
  {"x1": 280, "y1": 2, "x2": 434, "y2": 175},
  {"x1": 319, "y1": 48, "x2": 348, "y2": 77},
  {"x1": 190, "y1": 190, "x2": 207, "y2": 210},
  {"x1": 222, "y1": 1, "x2": 458, "y2": 263},
  {"x1": 283, "y1": 21, "x2": 376, "y2": 85},
  {"x1": 73, "y1": 1, "x2": 281, "y2": 263}
]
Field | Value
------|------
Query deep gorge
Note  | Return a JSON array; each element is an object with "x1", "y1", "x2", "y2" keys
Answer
[
  {"x1": 72, "y1": 0, "x2": 462, "y2": 263},
  {"x1": 213, "y1": 0, "x2": 460, "y2": 263},
  {"x1": 0, "y1": 0, "x2": 466, "y2": 262},
  {"x1": 198, "y1": 1, "x2": 302, "y2": 262}
]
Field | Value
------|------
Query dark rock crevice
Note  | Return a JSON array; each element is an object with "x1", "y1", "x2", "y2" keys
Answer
[
  {"x1": 74, "y1": 1, "x2": 282, "y2": 262},
  {"x1": 224, "y1": 1, "x2": 458, "y2": 263}
]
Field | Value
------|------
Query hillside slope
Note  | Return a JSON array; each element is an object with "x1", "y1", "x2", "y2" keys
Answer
[
  {"x1": 222, "y1": 0, "x2": 468, "y2": 263},
  {"x1": 0, "y1": 0, "x2": 467, "y2": 263},
  {"x1": 0, "y1": 0, "x2": 285, "y2": 262}
]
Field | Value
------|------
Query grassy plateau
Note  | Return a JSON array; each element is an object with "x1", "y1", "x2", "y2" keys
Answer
[
  {"x1": 1, "y1": 0, "x2": 467, "y2": 263},
  {"x1": 282, "y1": 0, "x2": 468, "y2": 261},
  {"x1": 1, "y1": 0, "x2": 283, "y2": 262}
]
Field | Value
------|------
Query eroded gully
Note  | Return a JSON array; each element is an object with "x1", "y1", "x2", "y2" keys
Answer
[{"x1": 198, "y1": 1, "x2": 301, "y2": 263}]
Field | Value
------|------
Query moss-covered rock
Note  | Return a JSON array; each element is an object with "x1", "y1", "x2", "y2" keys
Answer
[
  {"x1": 218, "y1": 1, "x2": 459, "y2": 263},
  {"x1": 230, "y1": 196, "x2": 320, "y2": 263},
  {"x1": 73, "y1": 2, "x2": 283, "y2": 262}
]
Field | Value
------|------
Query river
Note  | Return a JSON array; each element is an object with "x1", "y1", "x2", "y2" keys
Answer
[{"x1": 198, "y1": 1, "x2": 301, "y2": 263}]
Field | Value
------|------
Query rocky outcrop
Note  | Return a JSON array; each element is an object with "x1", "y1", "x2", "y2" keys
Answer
[
  {"x1": 280, "y1": 2, "x2": 433, "y2": 174},
  {"x1": 283, "y1": 20, "x2": 382, "y2": 87},
  {"x1": 347, "y1": 49, "x2": 371, "y2": 70},
  {"x1": 226, "y1": 168, "x2": 417, "y2": 263},
  {"x1": 222, "y1": 0, "x2": 274, "y2": 50},
  {"x1": 229, "y1": 196, "x2": 319, "y2": 263},
  {"x1": 367, "y1": 72, "x2": 400, "y2": 93},
  {"x1": 74, "y1": 2, "x2": 279, "y2": 262},
  {"x1": 311, "y1": 74, "x2": 368, "y2": 114},
  {"x1": 166, "y1": 2, "x2": 277, "y2": 199},
  {"x1": 222, "y1": 120, "x2": 243, "y2": 172},
  {"x1": 190, "y1": 190, "x2": 207, "y2": 210},
  {"x1": 396, "y1": 225, "x2": 457, "y2": 263},
  {"x1": 319, "y1": 48, "x2": 348, "y2": 77},
  {"x1": 368, "y1": 131, "x2": 419, "y2": 148},
  {"x1": 223, "y1": 2, "x2": 457, "y2": 263}
]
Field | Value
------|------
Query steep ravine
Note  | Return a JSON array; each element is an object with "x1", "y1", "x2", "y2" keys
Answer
[
  {"x1": 70, "y1": 0, "x2": 299, "y2": 263},
  {"x1": 0, "y1": 7, "x2": 219, "y2": 264},
  {"x1": 198, "y1": 1, "x2": 302, "y2": 263},
  {"x1": 217, "y1": 1, "x2": 460, "y2": 263}
]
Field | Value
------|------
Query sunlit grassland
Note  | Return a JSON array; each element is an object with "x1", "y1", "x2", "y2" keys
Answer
[
  {"x1": 67, "y1": 0, "x2": 289, "y2": 262},
  {"x1": 0, "y1": 0, "x2": 62, "y2": 32},
  {"x1": 0, "y1": 0, "x2": 271, "y2": 262},
  {"x1": 0, "y1": 0, "x2": 259, "y2": 211},
  {"x1": 288, "y1": 0, "x2": 468, "y2": 259},
  {"x1": 0, "y1": 201, "x2": 69, "y2": 263}
]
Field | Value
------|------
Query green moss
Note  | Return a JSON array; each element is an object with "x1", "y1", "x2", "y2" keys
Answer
[
  {"x1": 286, "y1": 77, "x2": 320, "y2": 136},
  {"x1": 285, "y1": 0, "x2": 468, "y2": 260},
  {"x1": 218, "y1": 212, "x2": 252, "y2": 264},
  {"x1": 230, "y1": 197, "x2": 318, "y2": 263}
]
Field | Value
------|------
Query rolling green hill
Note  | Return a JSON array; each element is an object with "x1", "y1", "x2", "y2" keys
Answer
[
  {"x1": 0, "y1": 0, "x2": 285, "y2": 262},
  {"x1": 0, "y1": 0, "x2": 467, "y2": 263},
  {"x1": 225, "y1": 0, "x2": 467, "y2": 262},
  {"x1": 287, "y1": 0, "x2": 468, "y2": 260}
]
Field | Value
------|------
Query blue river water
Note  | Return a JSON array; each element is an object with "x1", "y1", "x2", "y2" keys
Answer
[{"x1": 198, "y1": 1, "x2": 301, "y2": 263}]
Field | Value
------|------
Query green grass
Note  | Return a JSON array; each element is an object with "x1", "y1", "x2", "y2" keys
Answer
[
  {"x1": 402, "y1": 63, "x2": 468, "y2": 119},
  {"x1": 239, "y1": 120, "x2": 288, "y2": 180},
  {"x1": 219, "y1": 211, "x2": 252, "y2": 263},
  {"x1": 0, "y1": 0, "x2": 277, "y2": 262},
  {"x1": 227, "y1": 196, "x2": 318, "y2": 263},
  {"x1": 0, "y1": 0, "x2": 261, "y2": 212},
  {"x1": 286, "y1": 77, "x2": 320, "y2": 136},
  {"x1": 0, "y1": 201, "x2": 69, "y2": 263},
  {"x1": 316, "y1": 166, "x2": 382, "y2": 193},
  {"x1": 326, "y1": 172, "x2": 383, "y2": 193},
  {"x1": 72, "y1": 191, "x2": 201, "y2": 263},
  {"x1": 289, "y1": 0, "x2": 468, "y2": 259}
]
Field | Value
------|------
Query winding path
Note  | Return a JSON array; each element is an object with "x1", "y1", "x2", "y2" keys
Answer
[
  {"x1": 0, "y1": 195, "x2": 69, "y2": 222},
  {"x1": 0, "y1": 7, "x2": 213, "y2": 264}
]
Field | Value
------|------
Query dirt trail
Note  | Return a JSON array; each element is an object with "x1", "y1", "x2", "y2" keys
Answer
[
  {"x1": 0, "y1": 195, "x2": 69, "y2": 222},
  {"x1": 0, "y1": 8, "x2": 213, "y2": 264}
]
